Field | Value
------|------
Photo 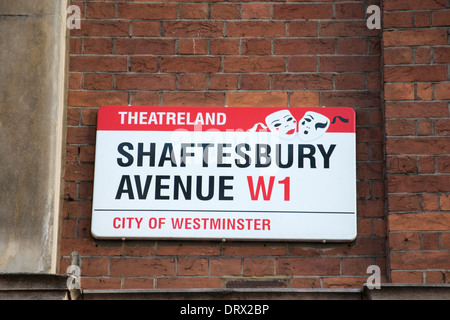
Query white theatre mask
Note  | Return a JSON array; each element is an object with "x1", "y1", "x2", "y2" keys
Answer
[{"x1": 249, "y1": 110, "x2": 297, "y2": 140}]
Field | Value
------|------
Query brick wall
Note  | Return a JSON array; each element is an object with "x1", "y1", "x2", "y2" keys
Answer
[
  {"x1": 383, "y1": 0, "x2": 450, "y2": 284},
  {"x1": 62, "y1": 0, "x2": 387, "y2": 290}
]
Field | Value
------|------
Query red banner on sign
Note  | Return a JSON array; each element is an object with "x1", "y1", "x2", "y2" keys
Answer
[{"x1": 97, "y1": 106, "x2": 355, "y2": 134}]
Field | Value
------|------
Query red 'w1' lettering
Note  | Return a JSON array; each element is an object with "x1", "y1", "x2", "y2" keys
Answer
[{"x1": 247, "y1": 176, "x2": 290, "y2": 201}]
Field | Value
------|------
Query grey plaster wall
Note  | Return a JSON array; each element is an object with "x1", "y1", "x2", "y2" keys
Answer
[{"x1": 0, "y1": 0, "x2": 68, "y2": 273}]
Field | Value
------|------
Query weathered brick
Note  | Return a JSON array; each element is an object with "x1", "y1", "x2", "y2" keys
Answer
[
  {"x1": 70, "y1": 56, "x2": 128, "y2": 72},
  {"x1": 383, "y1": 29, "x2": 447, "y2": 47}
]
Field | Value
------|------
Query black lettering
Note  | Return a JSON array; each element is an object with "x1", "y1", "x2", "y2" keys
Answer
[
  {"x1": 298, "y1": 144, "x2": 316, "y2": 168},
  {"x1": 217, "y1": 143, "x2": 232, "y2": 167},
  {"x1": 198, "y1": 143, "x2": 213, "y2": 167},
  {"x1": 235, "y1": 143, "x2": 251, "y2": 168},
  {"x1": 174, "y1": 175, "x2": 191, "y2": 200},
  {"x1": 134, "y1": 175, "x2": 152, "y2": 199},
  {"x1": 197, "y1": 176, "x2": 214, "y2": 201},
  {"x1": 219, "y1": 176, "x2": 233, "y2": 200},
  {"x1": 117, "y1": 142, "x2": 134, "y2": 167},
  {"x1": 256, "y1": 144, "x2": 271, "y2": 168},
  {"x1": 318, "y1": 144, "x2": 336, "y2": 169},
  {"x1": 155, "y1": 175, "x2": 170, "y2": 200},
  {"x1": 158, "y1": 143, "x2": 177, "y2": 167},
  {"x1": 276, "y1": 144, "x2": 293, "y2": 168},
  {"x1": 115, "y1": 175, "x2": 134, "y2": 199},
  {"x1": 180, "y1": 143, "x2": 195, "y2": 167},
  {"x1": 137, "y1": 143, "x2": 155, "y2": 167}
]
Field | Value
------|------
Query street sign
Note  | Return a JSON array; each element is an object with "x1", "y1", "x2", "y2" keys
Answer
[{"x1": 91, "y1": 106, "x2": 356, "y2": 241}]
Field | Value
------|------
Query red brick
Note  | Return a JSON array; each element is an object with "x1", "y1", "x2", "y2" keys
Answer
[
  {"x1": 389, "y1": 194, "x2": 421, "y2": 212},
  {"x1": 68, "y1": 73, "x2": 81, "y2": 90},
  {"x1": 240, "y1": 74, "x2": 270, "y2": 90},
  {"x1": 162, "y1": 92, "x2": 224, "y2": 107},
  {"x1": 441, "y1": 194, "x2": 450, "y2": 210},
  {"x1": 156, "y1": 243, "x2": 220, "y2": 256},
  {"x1": 86, "y1": 2, "x2": 116, "y2": 19},
  {"x1": 288, "y1": 21, "x2": 318, "y2": 37},
  {"x1": 390, "y1": 271, "x2": 423, "y2": 284},
  {"x1": 66, "y1": 127, "x2": 96, "y2": 145},
  {"x1": 337, "y1": 39, "x2": 367, "y2": 55},
  {"x1": 210, "y1": 39, "x2": 240, "y2": 55},
  {"x1": 210, "y1": 4, "x2": 240, "y2": 19},
  {"x1": 157, "y1": 277, "x2": 222, "y2": 289},
  {"x1": 276, "y1": 257, "x2": 340, "y2": 275},
  {"x1": 67, "y1": 91, "x2": 128, "y2": 108},
  {"x1": 391, "y1": 252, "x2": 450, "y2": 270},
  {"x1": 320, "y1": 21, "x2": 379, "y2": 37},
  {"x1": 335, "y1": 74, "x2": 366, "y2": 90},
  {"x1": 209, "y1": 74, "x2": 239, "y2": 90},
  {"x1": 178, "y1": 74, "x2": 207, "y2": 91},
  {"x1": 115, "y1": 74, "x2": 176, "y2": 91},
  {"x1": 129, "y1": 92, "x2": 160, "y2": 106},
  {"x1": 177, "y1": 258, "x2": 208, "y2": 276},
  {"x1": 161, "y1": 57, "x2": 221, "y2": 73},
  {"x1": 383, "y1": 0, "x2": 446, "y2": 10},
  {"x1": 226, "y1": 92, "x2": 288, "y2": 108},
  {"x1": 132, "y1": 21, "x2": 161, "y2": 37},
  {"x1": 387, "y1": 156, "x2": 418, "y2": 174},
  {"x1": 389, "y1": 233, "x2": 421, "y2": 251},
  {"x1": 123, "y1": 278, "x2": 155, "y2": 289},
  {"x1": 432, "y1": 9, "x2": 450, "y2": 26},
  {"x1": 129, "y1": 56, "x2": 158, "y2": 73},
  {"x1": 386, "y1": 137, "x2": 450, "y2": 155},
  {"x1": 335, "y1": 3, "x2": 365, "y2": 19},
  {"x1": 288, "y1": 56, "x2": 317, "y2": 72},
  {"x1": 179, "y1": 4, "x2": 208, "y2": 19},
  {"x1": 435, "y1": 83, "x2": 450, "y2": 100},
  {"x1": 243, "y1": 258, "x2": 274, "y2": 276},
  {"x1": 241, "y1": 4, "x2": 271, "y2": 20},
  {"x1": 389, "y1": 213, "x2": 450, "y2": 231},
  {"x1": 70, "y1": 56, "x2": 127, "y2": 72},
  {"x1": 273, "y1": 4, "x2": 333, "y2": 20},
  {"x1": 437, "y1": 157, "x2": 450, "y2": 173},
  {"x1": 385, "y1": 102, "x2": 449, "y2": 119},
  {"x1": 357, "y1": 200, "x2": 385, "y2": 218},
  {"x1": 242, "y1": 39, "x2": 271, "y2": 56},
  {"x1": 115, "y1": 39, "x2": 175, "y2": 55},
  {"x1": 388, "y1": 175, "x2": 450, "y2": 193},
  {"x1": 178, "y1": 38, "x2": 208, "y2": 55},
  {"x1": 65, "y1": 164, "x2": 94, "y2": 182},
  {"x1": 322, "y1": 91, "x2": 381, "y2": 108},
  {"x1": 320, "y1": 56, "x2": 379, "y2": 72},
  {"x1": 385, "y1": 119, "x2": 416, "y2": 135},
  {"x1": 383, "y1": 48, "x2": 413, "y2": 65},
  {"x1": 274, "y1": 39, "x2": 334, "y2": 55},
  {"x1": 384, "y1": 65, "x2": 447, "y2": 82},
  {"x1": 383, "y1": 11, "x2": 413, "y2": 28},
  {"x1": 117, "y1": 3, "x2": 178, "y2": 19},
  {"x1": 210, "y1": 259, "x2": 241, "y2": 276},
  {"x1": 383, "y1": 29, "x2": 447, "y2": 47},
  {"x1": 110, "y1": 258, "x2": 175, "y2": 277},
  {"x1": 71, "y1": 20, "x2": 129, "y2": 37},
  {"x1": 84, "y1": 73, "x2": 113, "y2": 90},
  {"x1": 163, "y1": 21, "x2": 223, "y2": 38},
  {"x1": 83, "y1": 38, "x2": 113, "y2": 54},
  {"x1": 416, "y1": 83, "x2": 432, "y2": 101},
  {"x1": 434, "y1": 47, "x2": 450, "y2": 63},
  {"x1": 224, "y1": 57, "x2": 285, "y2": 73},
  {"x1": 272, "y1": 74, "x2": 333, "y2": 90},
  {"x1": 226, "y1": 21, "x2": 285, "y2": 38},
  {"x1": 290, "y1": 92, "x2": 319, "y2": 108}
]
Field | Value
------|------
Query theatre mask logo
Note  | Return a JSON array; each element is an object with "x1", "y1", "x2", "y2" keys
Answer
[{"x1": 91, "y1": 106, "x2": 356, "y2": 241}]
